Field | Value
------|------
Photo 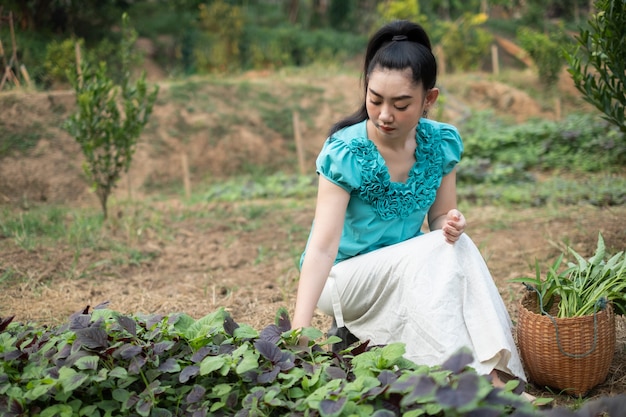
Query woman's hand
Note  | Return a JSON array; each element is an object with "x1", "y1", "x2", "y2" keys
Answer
[{"x1": 441, "y1": 209, "x2": 466, "y2": 244}]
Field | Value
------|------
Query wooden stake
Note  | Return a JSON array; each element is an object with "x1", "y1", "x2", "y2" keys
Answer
[
  {"x1": 0, "y1": 67, "x2": 7, "y2": 90},
  {"x1": 555, "y1": 97, "x2": 561, "y2": 121},
  {"x1": 292, "y1": 111, "x2": 306, "y2": 175},
  {"x1": 75, "y1": 42, "x2": 83, "y2": 88},
  {"x1": 8, "y1": 11, "x2": 17, "y2": 67},
  {"x1": 181, "y1": 153, "x2": 191, "y2": 199},
  {"x1": 0, "y1": 39, "x2": 5, "y2": 68},
  {"x1": 491, "y1": 44, "x2": 499, "y2": 75},
  {"x1": 19, "y1": 64, "x2": 31, "y2": 88},
  {"x1": 434, "y1": 44, "x2": 446, "y2": 75}
]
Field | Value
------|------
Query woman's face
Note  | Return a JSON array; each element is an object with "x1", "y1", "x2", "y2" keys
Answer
[{"x1": 365, "y1": 66, "x2": 437, "y2": 143}]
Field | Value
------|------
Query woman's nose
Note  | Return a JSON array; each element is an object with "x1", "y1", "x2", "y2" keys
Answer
[{"x1": 379, "y1": 105, "x2": 393, "y2": 122}]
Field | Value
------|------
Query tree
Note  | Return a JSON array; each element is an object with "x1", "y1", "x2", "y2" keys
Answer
[
  {"x1": 64, "y1": 13, "x2": 159, "y2": 220},
  {"x1": 565, "y1": 0, "x2": 625, "y2": 135}
]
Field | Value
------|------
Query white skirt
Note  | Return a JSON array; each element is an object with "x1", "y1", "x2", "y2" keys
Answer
[{"x1": 318, "y1": 230, "x2": 526, "y2": 380}]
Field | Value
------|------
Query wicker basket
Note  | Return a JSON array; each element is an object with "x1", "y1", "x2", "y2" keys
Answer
[{"x1": 516, "y1": 291, "x2": 616, "y2": 396}]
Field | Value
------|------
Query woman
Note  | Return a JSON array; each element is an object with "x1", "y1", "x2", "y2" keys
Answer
[{"x1": 292, "y1": 20, "x2": 526, "y2": 386}]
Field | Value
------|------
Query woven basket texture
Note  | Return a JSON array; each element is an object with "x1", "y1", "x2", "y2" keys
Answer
[{"x1": 517, "y1": 291, "x2": 616, "y2": 396}]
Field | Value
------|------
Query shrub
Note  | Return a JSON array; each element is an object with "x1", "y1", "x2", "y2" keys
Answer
[
  {"x1": 63, "y1": 14, "x2": 159, "y2": 221},
  {"x1": 435, "y1": 13, "x2": 493, "y2": 72},
  {"x1": 565, "y1": 0, "x2": 626, "y2": 135},
  {"x1": 517, "y1": 27, "x2": 564, "y2": 88}
]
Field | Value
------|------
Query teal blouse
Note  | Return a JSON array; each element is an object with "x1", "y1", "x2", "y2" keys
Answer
[{"x1": 301, "y1": 118, "x2": 463, "y2": 266}]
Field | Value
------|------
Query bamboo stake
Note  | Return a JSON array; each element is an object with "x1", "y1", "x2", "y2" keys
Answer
[{"x1": 292, "y1": 111, "x2": 306, "y2": 175}]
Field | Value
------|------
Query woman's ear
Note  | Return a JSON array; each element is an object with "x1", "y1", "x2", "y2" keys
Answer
[{"x1": 425, "y1": 88, "x2": 439, "y2": 108}]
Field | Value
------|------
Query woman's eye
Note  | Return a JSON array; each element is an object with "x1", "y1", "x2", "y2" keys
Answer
[
  {"x1": 369, "y1": 100, "x2": 382, "y2": 106},
  {"x1": 395, "y1": 105, "x2": 409, "y2": 111}
]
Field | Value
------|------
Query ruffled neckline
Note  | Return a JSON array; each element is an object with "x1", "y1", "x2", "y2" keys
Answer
[{"x1": 346, "y1": 120, "x2": 443, "y2": 220}]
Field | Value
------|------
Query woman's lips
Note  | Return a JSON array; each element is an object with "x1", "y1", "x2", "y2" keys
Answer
[{"x1": 379, "y1": 125, "x2": 394, "y2": 133}]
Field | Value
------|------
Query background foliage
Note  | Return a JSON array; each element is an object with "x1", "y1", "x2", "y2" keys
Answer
[{"x1": 0, "y1": 0, "x2": 596, "y2": 85}]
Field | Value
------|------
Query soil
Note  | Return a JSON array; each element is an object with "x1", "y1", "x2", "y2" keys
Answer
[{"x1": 1, "y1": 66, "x2": 625, "y2": 404}]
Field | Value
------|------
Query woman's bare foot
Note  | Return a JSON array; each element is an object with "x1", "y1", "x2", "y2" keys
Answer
[{"x1": 489, "y1": 370, "x2": 536, "y2": 402}]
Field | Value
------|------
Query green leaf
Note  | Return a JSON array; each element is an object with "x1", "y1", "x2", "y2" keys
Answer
[
  {"x1": 236, "y1": 350, "x2": 260, "y2": 375},
  {"x1": 74, "y1": 355, "x2": 99, "y2": 370},
  {"x1": 233, "y1": 324, "x2": 259, "y2": 339},
  {"x1": 199, "y1": 355, "x2": 226, "y2": 375},
  {"x1": 185, "y1": 308, "x2": 227, "y2": 341},
  {"x1": 23, "y1": 382, "x2": 54, "y2": 401},
  {"x1": 40, "y1": 404, "x2": 74, "y2": 417},
  {"x1": 109, "y1": 366, "x2": 128, "y2": 379},
  {"x1": 58, "y1": 367, "x2": 89, "y2": 393},
  {"x1": 112, "y1": 388, "x2": 131, "y2": 403}
]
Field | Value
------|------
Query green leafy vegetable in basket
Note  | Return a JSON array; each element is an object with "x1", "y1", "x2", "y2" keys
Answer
[{"x1": 512, "y1": 233, "x2": 626, "y2": 318}]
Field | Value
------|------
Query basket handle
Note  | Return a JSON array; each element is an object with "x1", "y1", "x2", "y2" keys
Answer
[{"x1": 525, "y1": 284, "x2": 605, "y2": 359}]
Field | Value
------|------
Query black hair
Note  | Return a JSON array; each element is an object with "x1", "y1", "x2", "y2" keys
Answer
[{"x1": 329, "y1": 20, "x2": 437, "y2": 135}]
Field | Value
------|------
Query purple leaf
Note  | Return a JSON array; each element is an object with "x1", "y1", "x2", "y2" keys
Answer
[
  {"x1": 3, "y1": 349, "x2": 24, "y2": 361},
  {"x1": 275, "y1": 307, "x2": 291, "y2": 332},
  {"x1": 192, "y1": 407, "x2": 208, "y2": 417},
  {"x1": 180, "y1": 365, "x2": 200, "y2": 383},
  {"x1": 186, "y1": 385, "x2": 206, "y2": 404},
  {"x1": 137, "y1": 398, "x2": 152, "y2": 415},
  {"x1": 326, "y1": 366, "x2": 347, "y2": 380},
  {"x1": 128, "y1": 354, "x2": 147, "y2": 374},
  {"x1": 579, "y1": 395, "x2": 626, "y2": 417},
  {"x1": 117, "y1": 315, "x2": 137, "y2": 337},
  {"x1": 349, "y1": 340, "x2": 370, "y2": 355},
  {"x1": 441, "y1": 349, "x2": 473, "y2": 374},
  {"x1": 8, "y1": 398, "x2": 24, "y2": 415},
  {"x1": 93, "y1": 301, "x2": 110, "y2": 310},
  {"x1": 144, "y1": 314, "x2": 164, "y2": 329},
  {"x1": 219, "y1": 344, "x2": 236, "y2": 355},
  {"x1": 259, "y1": 324, "x2": 282, "y2": 344},
  {"x1": 75, "y1": 326, "x2": 108, "y2": 350},
  {"x1": 378, "y1": 370, "x2": 397, "y2": 386},
  {"x1": 466, "y1": 409, "x2": 502, "y2": 417},
  {"x1": 157, "y1": 358, "x2": 180, "y2": 373},
  {"x1": 191, "y1": 346, "x2": 215, "y2": 363},
  {"x1": 115, "y1": 344, "x2": 143, "y2": 360},
  {"x1": 436, "y1": 373, "x2": 478, "y2": 408},
  {"x1": 255, "y1": 339, "x2": 282, "y2": 363},
  {"x1": 153, "y1": 341, "x2": 175, "y2": 355},
  {"x1": 124, "y1": 394, "x2": 140, "y2": 409},
  {"x1": 69, "y1": 314, "x2": 91, "y2": 330},
  {"x1": 320, "y1": 397, "x2": 346, "y2": 415},
  {"x1": 401, "y1": 375, "x2": 437, "y2": 401},
  {"x1": 223, "y1": 315, "x2": 239, "y2": 336},
  {"x1": 0, "y1": 316, "x2": 15, "y2": 332},
  {"x1": 152, "y1": 340, "x2": 176, "y2": 355},
  {"x1": 257, "y1": 367, "x2": 280, "y2": 384}
]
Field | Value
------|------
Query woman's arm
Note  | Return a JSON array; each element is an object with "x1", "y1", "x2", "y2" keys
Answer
[
  {"x1": 292, "y1": 176, "x2": 350, "y2": 329},
  {"x1": 427, "y1": 169, "x2": 466, "y2": 243}
]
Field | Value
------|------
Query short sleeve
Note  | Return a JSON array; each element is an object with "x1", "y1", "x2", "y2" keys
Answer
[
  {"x1": 439, "y1": 123, "x2": 464, "y2": 176},
  {"x1": 316, "y1": 137, "x2": 361, "y2": 192}
]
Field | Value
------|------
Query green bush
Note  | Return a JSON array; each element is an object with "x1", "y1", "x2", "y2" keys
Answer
[
  {"x1": 435, "y1": 13, "x2": 493, "y2": 72},
  {"x1": 43, "y1": 38, "x2": 82, "y2": 87},
  {"x1": 517, "y1": 27, "x2": 564, "y2": 87},
  {"x1": 63, "y1": 14, "x2": 159, "y2": 221},
  {"x1": 565, "y1": 0, "x2": 626, "y2": 135},
  {"x1": 458, "y1": 111, "x2": 625, "y2": 185}
]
